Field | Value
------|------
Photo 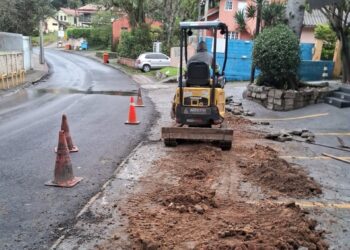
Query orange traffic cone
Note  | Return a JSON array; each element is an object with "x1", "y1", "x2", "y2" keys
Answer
[
  {"x1": 125, "y1": 96, "x2": 140, "y2": 125},
  {"x1": 46, "y1": 130, "x2": 83, "y2": 188},
  {"x1": 135, "y1": 88, "x2": 145, "y2": 107},
  {"x1": 55, "y1": 114, "x2": 79, "y2": 153}
]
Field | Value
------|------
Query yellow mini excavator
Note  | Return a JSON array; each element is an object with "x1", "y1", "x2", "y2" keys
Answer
[{"x1": 161, "y1": 21, "x2": 233, "y2": 150}]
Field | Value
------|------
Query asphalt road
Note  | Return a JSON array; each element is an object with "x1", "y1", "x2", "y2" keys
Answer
[{"x1": 0, "y1": 49, "x2": 154, "y2": 249}]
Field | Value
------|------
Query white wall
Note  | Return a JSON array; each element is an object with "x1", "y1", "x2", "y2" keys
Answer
[{"x1": 23, "y1": 36, "x2": 32, "y2": 71}]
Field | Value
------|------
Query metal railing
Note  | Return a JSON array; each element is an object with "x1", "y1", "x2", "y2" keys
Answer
[{"x1": 0, "y1": 52, "x2": 25, "y2": 89}]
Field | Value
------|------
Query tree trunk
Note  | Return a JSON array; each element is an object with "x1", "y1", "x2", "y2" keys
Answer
[
  {"x1": 340, "y1": 32, "x2": 350, "y2": 83},
  {"x1": 250, "y1": 3, "x2": 262, "y2": 83},
  {"x1": 286, "y1": 0, "x2": 306, "y2": 38}
]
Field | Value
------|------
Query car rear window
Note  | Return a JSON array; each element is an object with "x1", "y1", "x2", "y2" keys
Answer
[
  {"x1": 157, "y1": 54, "x2": 169, "y2": 59},
  {"x1": 145, "y1": 54, "x2": 157, "y2": 59}
]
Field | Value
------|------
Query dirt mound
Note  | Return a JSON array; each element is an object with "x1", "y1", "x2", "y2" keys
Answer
[
  {"x1": 124, "y1": 197, "x2": 327, "y2": 250},
  {"x1": 98, "y1": 115, "x2": 326, "y2": 249},
  {"x1": 237, "y1": 144, "x2": 322, "y2": 198}
]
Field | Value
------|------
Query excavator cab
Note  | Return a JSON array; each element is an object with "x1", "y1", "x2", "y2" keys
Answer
[{"x1": 162, "y1": 21, "x2": 233, "y2": 150}]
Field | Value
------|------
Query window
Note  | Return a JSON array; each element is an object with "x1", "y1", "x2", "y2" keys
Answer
[
  {"x1": 64, "y1": 16, "x2": 66, "y2": 21},
  {"x1": 52, "y1": 23, "x2": 58, "y2": 26},
  {"x1": 224, "y1": 32, "x2": 238, "y2": 40},
  {"x1": 155, "y1": 54, "x2": 168, "y2": 59},
  {"x1": 60, "y1": 15, "x2": 63, "y2": 21},
  {"x1": 225, "y1": 0, "x2": 233, "y2": 10}
]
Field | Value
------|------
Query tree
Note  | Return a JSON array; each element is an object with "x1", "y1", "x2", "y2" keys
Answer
[
  {"x1": 285, "y1": 0, "x2": 307, "y2": 38},
  {"x1": 253, "y1": 24, "x2": 301, "y2": 89},
  {"x1": 234, "y1": 0, "x2": 286, "y2": 83},
  {"x1": 234, "y1": 0, "x2": 286, "y2": 32},
  {"x1": 108, "y1": 0, "x2": 146, "y2": 28},
  {"x1": 317, "y1": 0, "x2": 350, "y2": 83},
  {"x1": 315, "y1": 24, "x2": 337, "y2": 60},
  {"x1": 0, "y1": 0, "x2": 54, "y2": 36}
]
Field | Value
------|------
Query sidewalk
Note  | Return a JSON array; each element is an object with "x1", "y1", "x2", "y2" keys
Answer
[
  {"x1": 25, "y1": 53, "x2": 49, "y2": 84},
  {"x1": 51, "y1": 51, "x2": 350, "y2": 249}
]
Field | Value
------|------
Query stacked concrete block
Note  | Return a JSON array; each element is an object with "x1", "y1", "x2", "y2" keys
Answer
[{"x1": 246, "y1": 84, "x2": 332, "y2": 111}]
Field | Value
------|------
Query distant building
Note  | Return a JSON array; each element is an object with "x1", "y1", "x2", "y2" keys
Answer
[
  {"x1": 301, "y1": 9, "x2": 328, "y2": 43},
  {"x1": 78, "y1": 4, "x2": 104, "y2": 26},
  {"x1": 54, "y1": 4, "x2": 104, "y2": 28},
  {"x1": 112, "y1": 15, "x2": 162, "y2": 44},
  {"x1": 44, "y1": 17, "x2": 66, "y2": 33},
  {"x1": 205, "y1": 0, "x2": 331, "y2": 43}
]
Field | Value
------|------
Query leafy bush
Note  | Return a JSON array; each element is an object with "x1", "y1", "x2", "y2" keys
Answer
[
  {"x1": 253, "y1": 24, "x2": 300, "y2": 89},
  {"x1": 315, "y1": 24, "x2": 337, "y2": 60},
  {"x1": 117, "y1": 25, "x2": 153, "y2": 59},
  {"x1": 89, "y1": 26, "x2": 111, "y2": 49},
  {"x1": 66, "y1": 28, "x2": 91, "y2": 39},
  {"x1": 66, "y1": 27, "x2": 111, "y2": 49}
]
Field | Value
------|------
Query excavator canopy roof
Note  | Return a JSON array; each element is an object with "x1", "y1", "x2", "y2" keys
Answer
[{"x1": 180, "y1": 21, "x2": 227, "y2": 30}]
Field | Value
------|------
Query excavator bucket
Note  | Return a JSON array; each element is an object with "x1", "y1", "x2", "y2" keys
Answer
[{"x1": 161, "y1": 127, "x2": 233, "y2": 150}]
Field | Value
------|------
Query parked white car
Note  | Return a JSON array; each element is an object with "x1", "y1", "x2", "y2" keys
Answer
[{"x1": 135, "y1": 52, "x2": 171, "y2": 72}]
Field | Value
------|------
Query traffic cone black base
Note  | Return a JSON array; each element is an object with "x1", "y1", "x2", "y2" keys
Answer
[
  {"x1": 55, "y1": 145, "x2": 79, "y2": 153},
  {"x1": 45, "y1": 177, "x2": 83, "y2": 188}
]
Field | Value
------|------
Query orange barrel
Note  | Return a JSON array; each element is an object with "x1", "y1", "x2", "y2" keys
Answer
[{"x1": 103, "y1": 52, "x2": 109, "y2": 64}]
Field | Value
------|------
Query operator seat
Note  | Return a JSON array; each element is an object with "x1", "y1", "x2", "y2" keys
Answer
[{"x1": 186, "y1": 61, "x2": 210, "y2": 87}]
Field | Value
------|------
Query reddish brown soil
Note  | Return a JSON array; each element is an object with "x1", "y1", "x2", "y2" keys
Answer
[
  {"x1": 99, "y1": 115, "x2": 326, "y2": 249},
  {"x1": 236, "y1": 144, "x2": 322, "y2": 198}
]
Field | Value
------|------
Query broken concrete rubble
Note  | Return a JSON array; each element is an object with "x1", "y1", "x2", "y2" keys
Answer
[{"x1": 265, "y1": 129, "x2": 316, "y2": 143}]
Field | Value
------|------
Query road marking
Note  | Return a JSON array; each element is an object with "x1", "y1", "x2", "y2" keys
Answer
[
  {"x1": 315, "y1": 132, "x2": 350, "y2": 136},
  {"x1": 281, "y1": 156, "x2": 350, "y2": 160},
  {"x1": 251, "y1": 113, "x2": 329, "y2": 121}
]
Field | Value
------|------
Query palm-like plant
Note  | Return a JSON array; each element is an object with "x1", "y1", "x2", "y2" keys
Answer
[
  {"x1": 234, "y1": 0, "x2": 285, "y2": 83},
  {"x1": 234, "y1": 0, "x2": 286, "y2": 35}
]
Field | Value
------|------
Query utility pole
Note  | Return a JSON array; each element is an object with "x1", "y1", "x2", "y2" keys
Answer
[
  {"x1": 198, "y1": 0, "x2": 202, "y2": 21},
  {"x1": 203, "y1": 0, "x2": 209, "y2": 37},
  {"x1": 204, "y1": 0, "x2": 209, "y2": 21},
  {"x1": 39, "y1": 20, "x2": 45, "y2": 64}
]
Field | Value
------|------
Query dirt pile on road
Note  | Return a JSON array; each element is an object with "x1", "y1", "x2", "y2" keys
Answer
[
  {"x1": 118, "y1": 143, "x2": 326, "y2": 249},
  {"x1": 98, "y1": 115, "x2": 326, "y2": 249},
  {"x1": 236, "y1": 144, "x2": 322, "y2": 198}
]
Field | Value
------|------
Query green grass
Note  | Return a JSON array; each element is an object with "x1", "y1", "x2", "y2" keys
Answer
[{"x1": 31, "y1": 32, "x2": 59, "y2": 46}]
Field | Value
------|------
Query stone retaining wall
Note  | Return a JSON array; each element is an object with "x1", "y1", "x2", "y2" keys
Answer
[{"x1": 246, "y1": 84, "x2": 332, "y2": 111}]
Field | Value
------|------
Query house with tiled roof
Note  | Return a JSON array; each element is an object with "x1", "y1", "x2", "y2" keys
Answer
[
  {"x1": 54, "y1": 4, "x2": 103, "y2": 28},
  {"x1": 77, "y1": 4, "x2": 104, "y2": 26},
  {"x1": 56, "y1": 8, "x2": 82, "y2": 27},
  {"x1": 300, "y1": 9, "x2": 328, "y2": 43}
]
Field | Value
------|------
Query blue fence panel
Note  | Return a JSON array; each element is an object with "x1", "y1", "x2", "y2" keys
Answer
[
  {"x1": 299, "y1": 60, "x2": 334, "y2": 81},
  {"x1": 300, "y1": 43, "x2": 314, "y2": 60},
  {"x1": 200, "y1": 38, "x2": 327, "y2": 81}
]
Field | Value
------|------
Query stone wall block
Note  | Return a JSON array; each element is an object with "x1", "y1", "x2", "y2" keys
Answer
[{"x1": 274, "y1": 98, "x2": 283, "y2": 106}]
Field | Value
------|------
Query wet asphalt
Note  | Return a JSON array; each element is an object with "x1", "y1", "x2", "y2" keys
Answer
[{"x1": 0, "y1": 49, "x2": 154, "y2": 249}]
